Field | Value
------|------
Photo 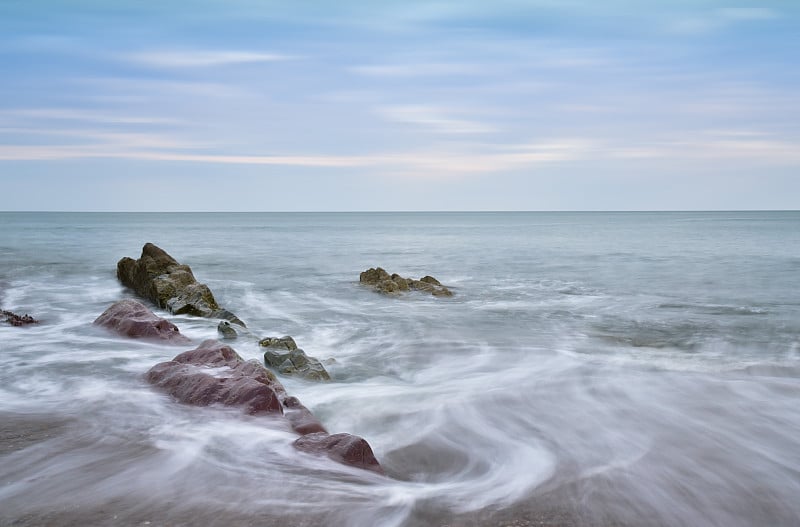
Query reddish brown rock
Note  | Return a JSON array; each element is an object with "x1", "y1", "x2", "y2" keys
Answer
[
  {"x1": 294, "y1": 432, "x2": 384, "y2": 475},
  {"x1": 283, "y1": 396, "x2": 327, "y2": 435},
  {"x1": 146, "y1": 339, "x2": 283, "y2": 415},
  {"x1": 94, "y1": 299, "x2": 189, "y2": 343},
  {"x1": 145, "y1": 339, "x2": 383, "y2": 474}
]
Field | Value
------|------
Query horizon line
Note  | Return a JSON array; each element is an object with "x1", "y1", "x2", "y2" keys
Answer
[{"x1": 1, "y1": 209, "x2": 798, "y2": 214}]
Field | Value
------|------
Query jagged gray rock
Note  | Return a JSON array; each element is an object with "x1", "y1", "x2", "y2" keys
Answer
[
  {"x1": 116, "y1": 243, "x2": 245, "y2": 326},
  {"x1": 261, "y1": 336, "x2": 331, "y2": 381},
  {"x1": 2, "y1": 309, "x2": 39, "y2": 327},
  {"x1": 217, "y1": 320, "x2": 238, "y2": 340},
  {"x1": 359, "y1": 267, "x2": 453, "y2": 297}
]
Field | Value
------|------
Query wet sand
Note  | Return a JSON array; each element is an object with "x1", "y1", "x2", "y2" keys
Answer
[
  {"x1": 2, "y1": 494, "x2": 583, "y2": 527},
  {"x1": 0, "y1": 413, "x2": 71, "y2": 457},
  {"x1": 0, "y1": 412, "x2": 581, "y2": 527}
]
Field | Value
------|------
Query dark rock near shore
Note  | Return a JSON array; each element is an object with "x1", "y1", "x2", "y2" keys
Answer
[
  {"x1": 294, "y1": 432, "x2": 384, "y2": 475},
  {"x1": 146, "y1": 339, "x2": 381, "y2": 473},
  {"x1": 420, "y1": 275, "x2": 441, "y2": 286},
  {"x1": 261, "y1": 336, "x2": 331, "y2": 381},
  {"x1": 360, "y1": 267, "x2": 453, "y2": 297},
  {"x1": 2, "y1": 310, "x2": 39, "y2": 327},
  {"x1": 258, "y1": 335, "x2": 298, "y2": 350},
  {"x1": 217, "y1": 320, "x2": 238, "y2": 340},
  {"x1": 117, "y1": 243, "x2": 245, "y2": 326},
  {"x1": 94, "y1": 299, "x2": 190, "y2": 343},
  {"x1": 264, "y1": 348, "x2": 331, "y2": 381}
]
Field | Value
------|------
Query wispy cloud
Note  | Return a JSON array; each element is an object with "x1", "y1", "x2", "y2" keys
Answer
[
  {"x1": 376, "y1": 105, "x2": 497, "y2": 134},
  {"x1": 717, "y1": 8, "x2": 778, "y2": 21},
  {"x1": 125, "y1": 50, "x2": 294, "y2": 68},
  {"x1": 0, "y1": 143, "x2": 371, "y2": 167},
  {"x1": 2, "y1": 131, "x2": 799, "y2": 176},
  {"x1": 606, "y1": 130, "x2": 800, "y2": 164},
  {"x1": 0, "y1": 108, "x2": 180, "y2": 125},
  {"x1": 351, "y1": 62, "x2": 483, "y2": 78},
  {"x1": 668, "y1": 7, "x2": 780, "y2": 35},
  {"x1": 71, "y1": 76, "x2": 250, "y2": 99}
]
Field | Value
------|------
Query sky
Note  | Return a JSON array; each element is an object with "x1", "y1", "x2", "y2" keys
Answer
[{"x1": 0, "y1": 0, "x2": 798, "y2": 211}]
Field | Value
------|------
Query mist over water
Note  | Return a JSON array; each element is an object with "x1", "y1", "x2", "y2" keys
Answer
[{"x1": 1, "y1": 211, "x2": 799, "y2": 526}]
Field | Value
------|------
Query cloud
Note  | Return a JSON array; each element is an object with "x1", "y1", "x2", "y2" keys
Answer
[
  {"x1": 717, "y1": 8, "x2": 778, "y2": 21},
  {"x1": 376, "y1": 105, "x2": 497, "y2": 134},
  {"x1": 71, "y1": 76, "x2": 249, "y2": 98},
  {"x1": 351, "y1": 63, "x2": 483, "y2": 78},
  {"x1": 0, "y1": 143, "x2": 371, "y2": 167},
  {"x1": 605, "y1": 129, "x2": 800, "y2": 164},
  {"x1": 667, "y1": 7, "x2": 779, "y2": 35},
  {"x1": 125, "y1": 50, "x2": 294, "y2": 68},
  {"x1": 351, "y1": 47, "x2": 607, "y2": 79},
  {"x1": 2, "y1": 118, "x2": 798, "y2": 178},
  {"x1": 0, "y1": 130, "x2": 597, "y2": 173},
  {"x1": 1, "y1": 108, "x2": 180, "y2": 125}
]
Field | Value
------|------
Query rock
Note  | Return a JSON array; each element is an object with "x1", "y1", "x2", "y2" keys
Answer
[
  {"x1": 359, "y1": 267, "x2": 390, "y2": 285},
  {"x1": 408, "y1": 279, "x2": 432, "y2": 292},
  {"x1": 117, "y1": 243, "x2": 245, "y2": 326},
  {"x1": 263, "y1": 346, "x2": 331, "y2": 382},
  {"x1": 283, "y1": 396, "x2": 327, "y2": 435},
  {"x1": 294, "y1": 432, "x2": 384, "y2": 475},
  {"x1": 258, "y1": 335, "x2": 297, "y2": 350},
  {"x1": 360, "y1": 268, "x2": 453, "y2": 297},
  {"x1": 390, "y1": 274, "x2": 410, "y2": 291},
  {"x1": 146, "y1": 339, "x2": 284, "y2": 415},
  {"x1": 376, "y1": 279, "x2": 400, "y2": 294},
  {"x1": 2, "y1": 310, "x2": 39, "y2": 327},
  {"x1": 217, "y1": 320, "x2": 238, "y2": 340},
  {"x1": 146, "y1": 339, "x2": 383, "y2": 473},
  {"x1": 420, "y1": 275, "x2": 441, "y2": 286},
  {"x1": 94, "y1": 300, "x2": 190, "y2": 343}
]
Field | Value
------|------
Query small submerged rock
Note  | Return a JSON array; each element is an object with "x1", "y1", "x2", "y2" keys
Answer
[
  {"x1": 94, "y1": 299, "x2": 190, "y2": 343},
  {"x1": 217, "y1": 320, "x2": 238, "y2": 340},
  {"x1": 117, "y1": 243, "x2": 245, "y2": 326},
  {"x1": 283, "y1": 396, "x2": 327, "y2": 435},
  {"x1": 2, "y1": 310, "x2": 39, "y2": 327},
  {"x1": 294, "y1": 432, "x2": 384, "y2": 475},
  {"x1": 146, "y1": 339, "x2": 381, "y2": 473},
  {"x1": 359, "y1": 267, "x2": 453, "y2": 297},
  {"x1": 260, "y1": 336, "x2": 331, "y2": 381}
]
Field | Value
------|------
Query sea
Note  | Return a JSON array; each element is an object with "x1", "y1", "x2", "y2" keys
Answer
[{"x1": 0, "y1": 211, "x2": 798, "y2": 527}]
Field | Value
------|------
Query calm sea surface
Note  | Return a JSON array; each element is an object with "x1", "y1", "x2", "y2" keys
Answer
[{"x1": 1, "y1": 211, "x2": 799, "y2": 526}]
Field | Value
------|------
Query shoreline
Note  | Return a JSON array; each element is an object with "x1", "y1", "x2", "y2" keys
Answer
[{"x1": 0, "y1": 411, "x2": 582, "y2": 527}]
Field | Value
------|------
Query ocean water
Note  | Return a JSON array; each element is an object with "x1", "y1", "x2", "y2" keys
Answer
[{"x1": 0, "y1": 211, "x2": 799, "y2": 526}]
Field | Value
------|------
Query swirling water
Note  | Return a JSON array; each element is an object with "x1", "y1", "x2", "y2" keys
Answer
[{"x1": 0, "y1": 211, "x2": 799, "y2": 526}]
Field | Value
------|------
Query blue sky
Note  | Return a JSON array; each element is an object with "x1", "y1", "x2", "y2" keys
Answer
[{"x1": 1, "y1": 1, "x2": 798, "y2": 211}]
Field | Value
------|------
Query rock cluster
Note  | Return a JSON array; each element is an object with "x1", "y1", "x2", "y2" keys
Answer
[
  {"x1": 2, "y1": 310, "x2": 39, "y2": 327},
  {"x1": 146, "y1": 339, "x2": 382, "y2": 474},
  {"x1": 117, "y1": 243, "x2": 244, "y2": 326},
  {"x1": 104, "y1": 244, "x2": 383, "y2": 474},
  {"x1": 360, "y1": 267, "x2": 453, "y2": 297},
  {"x1": 260, "y1": 336, "x2": 331, "y2": 381},
  {"x1": 94, "y1": 300, "x2": 189, "y2": 343}
]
